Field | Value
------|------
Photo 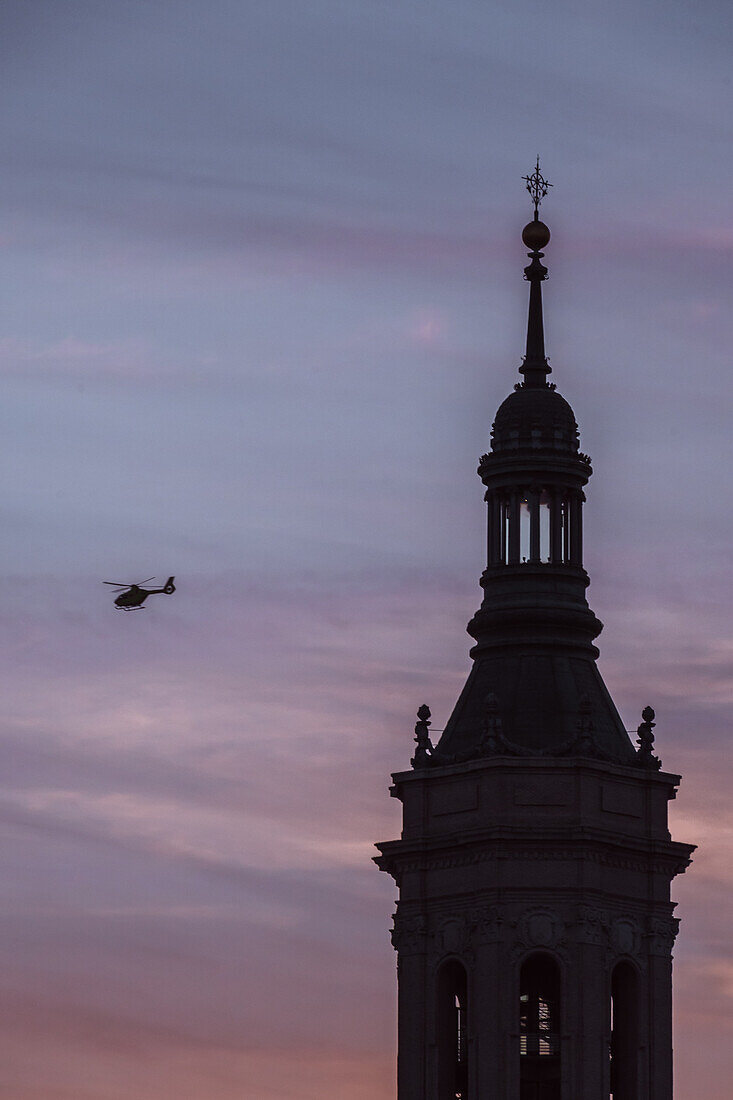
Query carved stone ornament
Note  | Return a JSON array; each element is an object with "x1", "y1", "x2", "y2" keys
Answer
[
  {"x1": 391, "y1": 912, "x2": 427, "y2": 954},
  {"x1": 467, "y1": 905, "x2": 502, "y2": 944},
  {"x1": 436, "y1": 916, "x2": 472, "y2": 960},
  {"x1": 517, "y1": 907, "x2": 562, "y2": 950},
  {"x1": 573, "y1": 694, "x2": 596, "y2": 754},
  {"x1": 611, "y1": 917, "x2": 641, "y2": 957},
  {"x1": 576, "y1": 905, "x2": 610, "y2": 946},
  {"x1": 479, "y1": 693, "x2": 503, "y2": 755},
  {"x1": 432, "y1": 692, "x2": 614, "y2": 765},
  {"x1": 646, "y1": 916, "x2": 680, "y2": 956}
]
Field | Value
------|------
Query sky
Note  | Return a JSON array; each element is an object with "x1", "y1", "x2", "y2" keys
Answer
[{"x1": 1, "y1": 1, "x2": 732, "y2": 1096}]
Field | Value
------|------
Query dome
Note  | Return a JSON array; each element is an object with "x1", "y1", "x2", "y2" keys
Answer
[{"x1": 491, "y1": 383, "x2": 579, "y2": 454}]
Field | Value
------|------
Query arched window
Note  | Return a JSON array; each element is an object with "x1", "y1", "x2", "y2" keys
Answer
[
  {"x1": 437, "y1": 959, "x2": 468, "y2": 1099},
  {"x1": 519, "y1": 954, "x2": 561, "y2": 1100},
  {"x1": 610, "y1": 961, "x2": 639, "y2": 1099},
  {"x1": 492, "y1": 489, "x2": 555, "y2": 565},
  {"x1": 520, "y1": 496, "x2": 531, "y2": 561},
  {"x1": 538, "y1": 490, "x2": 551, "y2": 562},
  {"x1": 487, "y1": 487, "x2": 580, "y2": 567}
]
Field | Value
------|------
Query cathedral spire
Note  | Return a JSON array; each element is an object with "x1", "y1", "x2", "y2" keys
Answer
[
  {"x1": 434, "y1": 166, "x2": 636, "y2": 766},
  {"x1": 519, "y1": 157, "x2": 552, "y2": 387},
  {"x1": 376, "y1": 181, "x2": 694, "y2": 1100}
]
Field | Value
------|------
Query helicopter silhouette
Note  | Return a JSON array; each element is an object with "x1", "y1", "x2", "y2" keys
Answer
[{"x1": 103, "y1": 576, "x2": 176, "y2": 609}]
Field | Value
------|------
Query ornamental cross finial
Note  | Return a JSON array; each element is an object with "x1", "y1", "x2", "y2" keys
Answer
[{"x1": 522, "y1": 156, "x2": 552, "y2": 216}]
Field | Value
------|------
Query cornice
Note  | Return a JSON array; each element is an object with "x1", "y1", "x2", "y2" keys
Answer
[
  {"x1": 389, "y1": 754, "x2": 683, "y2": 789},
  {"x1": 374, "y1": 827, "x2": 694, "y2": 880}
]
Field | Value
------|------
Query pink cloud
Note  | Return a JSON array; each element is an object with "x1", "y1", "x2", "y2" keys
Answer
[{"x1": 0, "y1": 564, "x2": 728, "y2": 1099}]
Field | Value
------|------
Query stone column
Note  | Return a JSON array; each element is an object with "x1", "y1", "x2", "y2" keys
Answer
[
  {"x1": 471, "y1": 908, "x2": 503, "y2": 1096},
  {"x1": 570, "y1": 490, "x2": 584, "y2": 566},
  {"x1": 550, "y1": 490, "x2": 563, "y2": 562},
  {"x1": 570, "y1": 908, "x2": 612, "y2": 1100},
  {"x1": 646, "y1": 917, "x2": 678, "y2": 1100},
  {"x1": 486, "y1": 492, "x2": 497, "y2": 566},
  {"x1": 563, "y1": 496, "x2": 571, "y2": 561},
  {"x1": 502, "y1": 947, "x2": 520, "y2": 1100},
  {"x1": 393, "y1": 917, "x2": 429, "y2": 1099}
]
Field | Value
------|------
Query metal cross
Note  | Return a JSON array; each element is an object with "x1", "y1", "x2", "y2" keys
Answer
[{"x1": 522, "y1": 156, "x2": 552, "y2": 215}]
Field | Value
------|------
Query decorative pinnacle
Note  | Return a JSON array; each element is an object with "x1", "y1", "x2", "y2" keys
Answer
[
  {"x1": 636, "y1": 705, "x2": 662, "y2": 769},
  {"x1": 522, "y1": 156, "x2": 552, "y2": 217},
  {"x1": 519, "y1": 158, "x2": 551, "y2": 384},
  {"x1": 411, "y1": 704, "x2": 434, "y2": 769}
]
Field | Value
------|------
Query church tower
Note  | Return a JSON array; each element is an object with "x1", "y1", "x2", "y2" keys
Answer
[{"x1": 375, "y1": 164, "x2": 694, "y2": 1100}]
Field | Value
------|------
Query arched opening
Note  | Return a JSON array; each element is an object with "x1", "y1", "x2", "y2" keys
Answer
[
  {"x1": 520, "y1": 496, "x2": 531, "y2": 561},
  {"x1": 538, "y1": 490, "x2": 551, "y2": 562},
  {"x1": 610, "y1": 961, "x2": 639, "y2": 1100},
  {"x1": 569, "y1": 490, "x2": 583, "y2": 565},
  {"x1": 437, "y1": 959, "x2": 468, "y2": 1099},
  {"x1": 488, "y1": 487, "x2": 581, "y2": 568},
  {"x1": 562, "y1": 497, "x2": 571, "y2": 562},
  {"x1": 519, "y1": 953, "x2": 561, "y2": 1100},
  {"x1": 502, "y1": 497, "x2": 509, "y2": 563},
  {"x1": 491, "y1": 489, "x2": 555, "y2": 565}
]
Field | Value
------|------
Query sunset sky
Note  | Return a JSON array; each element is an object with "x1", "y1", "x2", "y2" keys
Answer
[{"x1": 1, "y1": 2, "x2": 732, "y2": 1097}]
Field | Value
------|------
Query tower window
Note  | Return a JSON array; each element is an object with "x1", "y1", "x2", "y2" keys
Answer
[
  {"x1": 610, "y1": 962, "x2": 639, "y2": 1100},
  {"x1": 520, "y1": 497, "x2": 531, "y2": 561},
  {"x1": 519, "y1": 954, "x2": 561, "y2": 1099},
  {"x1": 562, "y1": 497, "x2": 571, "y2": 562},
  {"x1": 456, "y1": 993, "x2": 465, "y2": 1067},
  {"x1": 502, "y1": 498, "x2": 510, "y2": 563},
  {"x1": 518, "y1": 491, "x2": 552, "y2": 563},
  {"x1": 539, "y1": 491, "x2": 551, "y2": 562},
  {"x1": 437, "y1": 960, "x2": 468, "y2": 1100}
]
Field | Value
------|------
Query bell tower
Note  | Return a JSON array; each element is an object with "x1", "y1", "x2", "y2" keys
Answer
[{"x1": 375, "y1": 163, "x2": 694, "y2": 1100}]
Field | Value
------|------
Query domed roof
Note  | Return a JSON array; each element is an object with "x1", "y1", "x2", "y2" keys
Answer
[{"x1": 491, "y1": 383, "x2": 579, "y2": 454}]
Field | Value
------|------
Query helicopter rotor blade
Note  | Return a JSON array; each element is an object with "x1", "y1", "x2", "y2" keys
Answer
[
  {"x1": 103, "y1": 581, "x2": 131, "y2": 587},
  {"x1": 134, "y1": 577, "x2": 156, "y2": 586}
]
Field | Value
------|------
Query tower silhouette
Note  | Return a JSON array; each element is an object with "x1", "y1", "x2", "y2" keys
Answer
[{"x1": 375, "y1": 172, "x2": 694, "y2": 1100}]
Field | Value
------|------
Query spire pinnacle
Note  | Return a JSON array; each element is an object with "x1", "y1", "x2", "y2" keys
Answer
[{"x1": 519, "y1": 158, "x2": 552, "y2": 387}]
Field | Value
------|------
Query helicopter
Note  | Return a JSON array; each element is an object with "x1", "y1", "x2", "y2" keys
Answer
[{"x1": 103, "y1": 576, "x2": 176, "y2": 609}]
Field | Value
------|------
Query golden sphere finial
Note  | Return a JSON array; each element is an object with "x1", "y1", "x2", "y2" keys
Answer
[{"x1": 522, "y1": 219, "x2": 551, "y2": 251}]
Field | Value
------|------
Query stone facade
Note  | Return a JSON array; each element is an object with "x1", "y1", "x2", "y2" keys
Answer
[{"x1": 376, "y1": 755, "x2": 692, "y2": 1098}]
